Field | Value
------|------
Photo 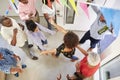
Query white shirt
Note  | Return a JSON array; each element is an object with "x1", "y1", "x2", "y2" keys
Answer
[
  {"x1": 90, "y1": 6, "x2": 107, "y2": 40},
  {"x1": 42, "y1": 4, "x2": 55, "y2": 18},
  {"x1": 1, "y1": 18, "x2": 27, "y2": 47}
]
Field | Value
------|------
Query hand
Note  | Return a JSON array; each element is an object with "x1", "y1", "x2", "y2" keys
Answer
[
  {"x1": 28, "y1": 13, "x2": 33, "y2": 18},
  {"x1": 48, "y1": 18, "x2": 55, "y2": 25},
  {"x1": 13, "y1": 28, "x2": 18, "y2": 35},
  {"x1": 57, "y1": 74, "x2": 61, "y2": 80},
  {"x1": 10, "y1": 67, "x2": 22, "y2": 73},
  {"x1": 13, "y1": 54, "x2": 21, "y2": 61}
]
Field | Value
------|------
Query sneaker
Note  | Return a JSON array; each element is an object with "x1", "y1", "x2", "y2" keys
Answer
[
  {"x1": 14, "y1": 72, "x2": 19, "y2": 77},
  {"x1": 22, "y1": 64, "x2": 27, "y2": 69},
  {"x1": 32, "y1": 56, "x2": 38, "y2": 60}
]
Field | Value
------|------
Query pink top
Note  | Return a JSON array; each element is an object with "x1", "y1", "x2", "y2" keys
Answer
[{"x1": 18, "y1": 0, "x2": 36, "y2": 21}]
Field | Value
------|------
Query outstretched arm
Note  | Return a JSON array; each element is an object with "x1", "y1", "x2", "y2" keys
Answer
[
  {"x1": 49, "y1": 18, "x2": 67, "y2": 34},
  {"x1": 41, "y1": 49, "x2": 56, "y2": 55},
  {"x1": 76, "y1": 45, "x2": 88, "y2": 56}
]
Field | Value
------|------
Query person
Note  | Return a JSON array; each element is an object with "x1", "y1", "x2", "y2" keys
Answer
[
  {"x1": 18, "y1": 0, "x2": 40, "y2": 23},
  {"x1": 0, "y1": 48, "x2": 27, "y2": 77},
  {"x1": 42, "y1": 0, "x2": 56, "y2": 30},
  {"x1": 67, "y1": 46, "x2": 101, "y2": 80},
  {"x1": 0, "y1": 16, "x2": 38, "y2": 60},
  {"x1": 41, "y1": 31, "x2": 79, "y2": 62},
  {"x1": 79, "y1": 0, "x2": 113, "y2": 52},
  {"x1": 25, "y1": 20, "x2": 55, "y2": 51}
]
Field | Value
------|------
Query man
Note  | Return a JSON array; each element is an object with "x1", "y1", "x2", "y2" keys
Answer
[
  {"x1": 0, "y1": 16, "x2": 38, "y2": 60},
  {"x1": 67, "y1": 46, "x2": 101, "y2": 80},
  {"x1": 79, "y1": 0, "x2": 113, "y2": 52},
  {"x1": 0, "y1": 48, "x2": 26, "y2": 77},
  {"x1": 18, "y1": 0, "x2": 40, "y2": 23}
]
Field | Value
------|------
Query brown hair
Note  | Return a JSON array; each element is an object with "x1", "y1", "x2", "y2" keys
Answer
[{"x1": 64, "y1": 31, "x2": 79, "y2": 49}]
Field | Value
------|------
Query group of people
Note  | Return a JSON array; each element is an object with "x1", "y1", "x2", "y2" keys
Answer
[{"x1": 0, "y1": 0, "x2": 114, "y2": 79}]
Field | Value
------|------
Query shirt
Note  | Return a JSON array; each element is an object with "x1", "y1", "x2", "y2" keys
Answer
[
  {"x1": 42, "y1": 4, "x2": 55, "y2": 18},
  {"x1": 79, "y1": 56, "x2": 100, "y2": 77},
  {"x1": 26, "y1": 22, "x2": 55, "y2": 50},
  {"x1": 90, "y1": 6, "x2": 107, "y2": 40},
  {"x1": 1, "y1": 18, "x2": 27, "y2": 47},
  {"x1": 0, "y1": 48, "x2": 17, "y2": 74},
  {"x1": 18, "y1": 0, "x2": 36, "y2": 21},
  {"x1": 56, "y1": 43, "x2": 76, "y2": 58}
]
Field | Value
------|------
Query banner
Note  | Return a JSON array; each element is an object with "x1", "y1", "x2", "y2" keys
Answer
[
  {"x1": 60, "y1": 0, "x2": 70, "y2": 9},
  {"x1": 80, "y1": 2, "x2": 89, "y2": 18},
  {"x1": 69, "y1": 0, "x2": 78, "y2": 14},
  {"x1": 8, "y1": 0, "x2": 18, "y2": 13}
]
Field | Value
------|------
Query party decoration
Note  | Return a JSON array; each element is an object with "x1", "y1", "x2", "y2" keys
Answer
[
  {"x1": 80, "y1": 2, "x2": 89, "y2": 18},
  {"x1": 69, "y1": 0, "x2": 78, "y2": 14}
]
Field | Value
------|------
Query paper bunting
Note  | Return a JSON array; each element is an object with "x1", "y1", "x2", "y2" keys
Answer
[
  {"x1": 60, "y1": 0, "x2": 70, "y2": 9},
  {"x1": 8, "y1": 0, "x2": 18, "y2": 13},
  {"x1": 11, "y1": 0, "x2": 15, "y2": 3},
  {"x1": 69, "y1": 0, "x2": 78, "y2": 14},
  {"x1": 80, "y1": 2, "x2": 89, "y2": 18}
]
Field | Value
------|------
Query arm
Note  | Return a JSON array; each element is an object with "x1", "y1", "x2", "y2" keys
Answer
[
  {"x1": 41, "y1": 49, "x2": 56, "y2": 55},
  {"x1": 35, "y1": 22, "x2": 55, "y2": 35},
  {"x1": 11, "y1": 28, "x2": 18, "y2": 46},
  {"x1": 76, "y1": 45, "x2": 88, "y2": 56},
  {"x1": 49, "y1": 19, "x2": 67, "y2": 34}
]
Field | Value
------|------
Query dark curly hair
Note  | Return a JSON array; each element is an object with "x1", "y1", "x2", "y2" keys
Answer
[
  {"x1": 42, "y1": 0, "x2": 55, "y2": 5},
  {"x1": 64, "y1": 31, "x2": 79, "y2": 49},
  {"x1": 25, "y1": 20, "x2": 37, "y2": 32}
]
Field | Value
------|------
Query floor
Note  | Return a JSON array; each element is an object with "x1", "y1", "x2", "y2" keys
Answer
[
  {"x1": 4, "y1": 31, "x2": 89, "y2": 80},
  {"x1": 0, "y1": 16, "x2": 94, "y2": 80}
]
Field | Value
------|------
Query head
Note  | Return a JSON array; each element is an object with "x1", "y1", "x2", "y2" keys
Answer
[
  {"x1": 87, "y1": 52, "x2": 101, "y2": 66},
  {"x1": 99, "y1": 14, "x2": 106, "y2": 22},
  {"x1": 64, "y1": 31, "x2": 79, "y2": 49},
  {"x1": 25, "y1": 20, "x2": 37, "y2": 32},
  {"x1": 0, "y1": 16, "x2": 12, "y2": 27},
  {"x1": 19, "y1": 0, "x2": 28, "y2": 4},
  {"x1": 42, "y1": 0, "x2": 54, "y2": 5}
]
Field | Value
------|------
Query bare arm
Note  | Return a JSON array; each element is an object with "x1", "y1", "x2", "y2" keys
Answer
[
  {"x1": 11, "y1": 28, "x2": 18, "y2": 46},
  {"x1": 49, "y1": 19, "x2": 67, "y2": 34},
  {"x1": 41, "y1": 49, "x2": 56, "y2": 55},
  {"x1": 76, "y1": 45, "x2": 88, "y2": 56}
]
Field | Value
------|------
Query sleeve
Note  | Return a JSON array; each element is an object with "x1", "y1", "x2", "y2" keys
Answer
[
  {"x1": 19, "y1": 12, "x2": 29, "y2": 21},
  {"x1": 0, "y1": 65, "x2": 11, "y2": 74},
  {"x1": 56, "y1": 43, "x2": 64, "y2": 57},
  {"x1": 42, "y1": 5, "x2": 48, "y2": 14},
  {"x1": 36, "y1": 22, "x2": 55, "y2": 35}
]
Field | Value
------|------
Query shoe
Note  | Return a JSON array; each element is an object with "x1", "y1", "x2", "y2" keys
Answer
[
  {"x1": 28, "y1": 44, "x2": 33, "y2": 48},
  {"x1": 22, "y1": 64, "x2": 27, "y2": 69},
  {"x1": 32, "y1": 56, "x2": 38, "y2": 60},
  {"x1": 14, "y1": 72, "x2": 19, "y2": 77}
]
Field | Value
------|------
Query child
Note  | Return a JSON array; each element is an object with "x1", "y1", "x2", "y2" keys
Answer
[
  {"x1": 41, "y1": 31, "x2": 79, "y2": 61},
  {"x1": 25, "y1": 20, "x2": 55, "y2": 50}
]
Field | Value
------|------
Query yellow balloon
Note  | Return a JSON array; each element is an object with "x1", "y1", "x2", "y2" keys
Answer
[{"x1": 69, "y1": 0, "x2": 78, "y2": 14}]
